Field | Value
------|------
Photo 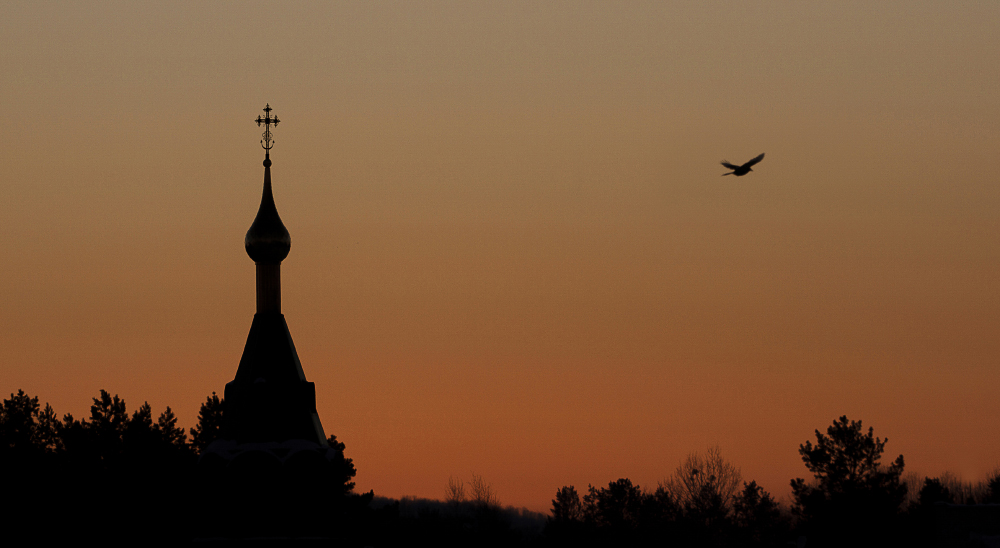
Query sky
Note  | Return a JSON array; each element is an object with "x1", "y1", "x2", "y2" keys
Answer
[{"x1": 2, "y1": 1, "x2": 999, "y2": 512}]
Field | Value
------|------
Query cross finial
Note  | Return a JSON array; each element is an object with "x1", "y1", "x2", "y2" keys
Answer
[{"x1": 254, "y1": 103, "x2": 281, "y2": 158}]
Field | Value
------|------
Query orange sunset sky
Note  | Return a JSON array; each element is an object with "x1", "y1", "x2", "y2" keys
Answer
[{"x1": 3, "y1": 1, "x2": 999, "y2": 512}]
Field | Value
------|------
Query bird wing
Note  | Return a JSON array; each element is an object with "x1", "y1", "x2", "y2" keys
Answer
[
  {"x1": 742, "y1": 153, "x2": 765, "y2": 168},
  {"x1": 720, "y1": 161, "x2": 740, "y2": 170}
]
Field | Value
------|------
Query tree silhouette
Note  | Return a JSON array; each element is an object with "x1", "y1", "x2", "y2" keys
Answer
[
  {"x1": 1, "y1": 391, "x2": 72, "y2": 542},
  {"x1": 327, "y1": 434, "x2": 357, "y2": 496},
  {"x1": 189, "y1": 392, "x2": 223, "y2": 452},
  {"x1": 58, "y1": 411, "x2": 88, "y2": 461},
  {"x1": 545, "y1": 485, "x2": 592, "y2": 546},
  {"x1": 446, "y1": 475, "x2": 466, "y2": 503},
  {"x1": 0, "y1": 390, "x2": 60, "y2": 457},
  {"x1": 156, "y1": 406, "x2": 187, "y2": 449},
  {"x1": 985, "y1": 470, "x2": 1000, "y2": 504},
  {"x1": 470, "y1": 473, "x2": 500, "y2": 509},
  {"x1": 587, "y1": 478, "x2": 645, "y2": 531},
  {"x1": 124, "y1": 401, "x2": 158, "y2": 457},
  {"x1": 662, "y1": 445, "x2": 742, "y2": 533},
  {"x1": 791, "y1": 415, "x2": 906, "y2": 547},
  {"x1": 732, "y1": 481, "x2": 787, "y2": 547},
  {"x1": 551, "y1": 486, "x2": 583, "y2": 523},
  {"x1": 918, "y1": 477, "x2": 953, "y2": 506},
  {"x1": 88, "y1": 389, "x2": 128, "y2": 462}
]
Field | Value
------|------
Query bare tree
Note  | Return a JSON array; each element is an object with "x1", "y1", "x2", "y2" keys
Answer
[
  {"x1": 902, "y1": 471, "x2": 924, "y2": 509},
  {"x1": 470, "y1": 473, "x2": 500, "y2": 508},
  {"x1": 661, "y1": 446, "x2": 742, "y2": 520},
  {"x1": 446, "y1": 475, "x2": 466, "y2": 504},
  {"x1": 936, "y1": 471, "x2": 973, "y2": 504}
]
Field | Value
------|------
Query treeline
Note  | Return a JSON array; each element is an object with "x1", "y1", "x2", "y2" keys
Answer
[
  {"x1": 543, "y1": 416, "x2": 1000, "y2": 548},
  {"x1": 3, "y1": 390, "x2": 1000, "y2": 546},
  {"x1": 1, "y1": 388, "x2": 223, "y2": 460},
  {"x1": 0, "y1": 389, "x2": 362, "y2": 542},
  {"x1": 546, "y1": 448, "x2": 785, "y2": 547}
]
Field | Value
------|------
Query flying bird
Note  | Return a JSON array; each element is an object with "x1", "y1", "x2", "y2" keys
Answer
[{"x1": 721, "y1": 153, "x2": 765, "y2": 176}]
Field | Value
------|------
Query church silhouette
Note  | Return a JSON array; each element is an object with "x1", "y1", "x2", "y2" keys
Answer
[{"x1": 200, "y1": 105, "x2": 339, "y2": 473}]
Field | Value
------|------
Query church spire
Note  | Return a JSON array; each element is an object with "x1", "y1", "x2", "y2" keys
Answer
[
  {"x1": 245, "y1": 104, "x2": 290, "y2": 312},
  {"x1": 217, "y1": 104, "x2": 328, "y2": 447}
]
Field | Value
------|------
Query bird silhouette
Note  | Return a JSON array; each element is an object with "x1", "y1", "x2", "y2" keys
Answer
[{"x1": 721, "y1": 153, "x2": 765, "y2": 176}]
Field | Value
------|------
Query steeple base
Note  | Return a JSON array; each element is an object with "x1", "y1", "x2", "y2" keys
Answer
[{"x1": 221, "y1": 313, "x2": 328, "y2": 446}]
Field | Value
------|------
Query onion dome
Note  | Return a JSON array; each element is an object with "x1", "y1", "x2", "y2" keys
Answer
[{"x1": 245, "y1": 159, "x2": 291, "y2": 264}]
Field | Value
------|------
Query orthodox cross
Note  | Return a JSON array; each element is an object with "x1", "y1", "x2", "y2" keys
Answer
[{"x1": 255, "y1": 104, "x2": 281, "y2": 157}]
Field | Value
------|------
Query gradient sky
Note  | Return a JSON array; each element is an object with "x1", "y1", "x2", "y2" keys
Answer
[{"x1": 3, "y1": 1, "x2": 999, "y2": 512}]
